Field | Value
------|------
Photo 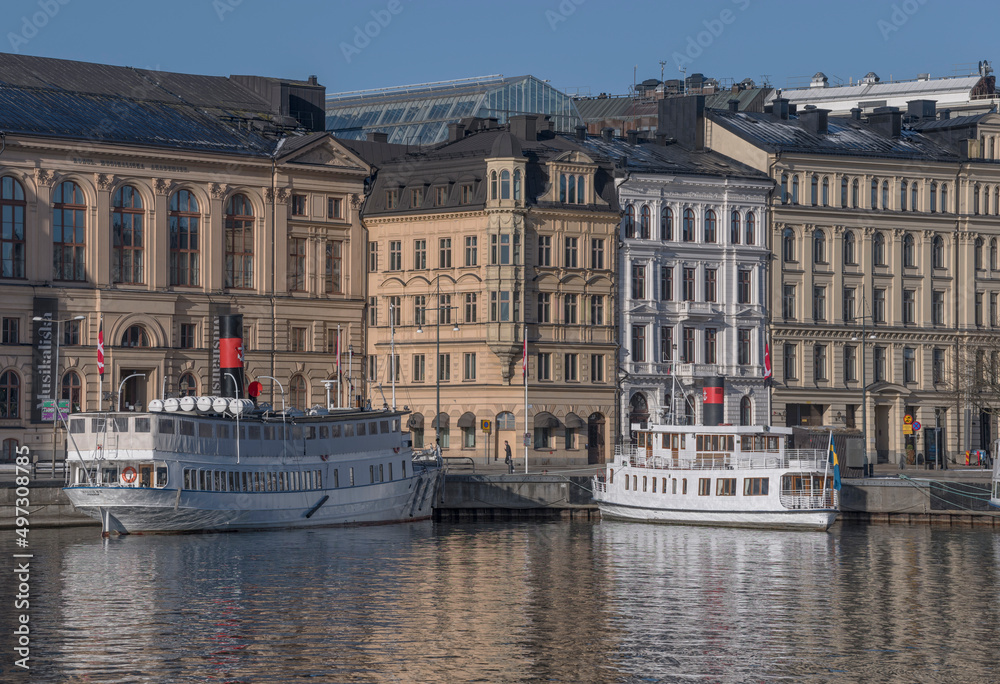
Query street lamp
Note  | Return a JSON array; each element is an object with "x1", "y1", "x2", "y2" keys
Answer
[
  {"x1": 416, "y1": 278, "x2": 459, "y2": 454},
  {"x1": 32, "y1": 314, "x2": 85, "y2": 473},
  {"x1": 851, "y1": 325, "x2": 876, "y2": 478}
]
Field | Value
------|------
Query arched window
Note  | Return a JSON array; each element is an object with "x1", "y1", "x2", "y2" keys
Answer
[
  {"x1": 112, "y1": 185, "x2": 144, "y2": 285},
  {"x1": 53, "y1": 180, "x2": 86, "y2": 281},
  {"x1": 903, "y1": 233, "x2": 915, "y2": 268},
  {"x1": 745, "y1": 212, "x2": 755, "y2": 245},
  {"x1": 881, "y1": 181, "x2": 889, "y2": 209},
  {"x1": 813, "y1": 229, "x2": 826, "y2": 265},
  {"x1": 500, "y1": 169, "x2": 511, "y2": 200},
  {"x1": 871, "y1": 179, "x2": 878, "y2": 209},
  {"x1": 739, "y1": 396, "x2": 752, "y2": 426},
  {"x1": 780, "y1": 174, "x2": 788, "y2": 203},
  {"x1": 170, "y1": 189, "x2": 200, "y2": 286},
  {"x1": 983, "y1": 186, "x2": 990, "y2": 216},
  {"x1": 513, "y1": 169, "x2": 522, "y2": 201},
  {"x1": 822, "y1": 177, "x2": 830, "y2": 206},
  {"x1": 661, "y1": 206, "x2": 672, "y2": 241},
  {"x1": 639, "y1": 205, "x2": 650, "y2": 239},
  {"x1": 0, "y1": 370, "x2": 20, "y2": 418},
  {"x1": 730, "y1": 209, "x2": 740, "y2": 244},
  {"x1": 941, "y1": 184, "x2": 948, "y2": 213},
  {"x1": 623, "y1": 205, "x2": 635, "y2": 239},
  {"x1": 290, "y1": 374, "x2": 307, "y2": 410},
  {"x1": 577, "y1": 175, "x2": 585, "y2": 204},
  {"x1": 840, "y1": 177, "x2": 848, "y2": 206},
  {"x1": 810, "y1": 175, "x2": 818, "y2": 205},
  {"x1": 497, "y1": 411, "x2": 516, "y2": 430},
  {"x1": 121, "y1": 325, "x2": 149, "y2": 348},
  {"x1": 491, "y1": 171, "x2": 498, "y2": 200},
  {"x1": 843, "y1": 230, "x2": 856, "y2": 266},
  {"x1": 704, "y1": 209, "x2": 716, "y2": 243},
  {"x1": 932, "y1": 235, "x2": 944, "y2": 269},
  {"x1": 61, "y1": 371, "x2": 82, "y2": 412},
  {"x1": 930, "y1": 182, "x2": 937, "y2": 213},
  {"x1": 976, "y1": 237, "x2": 984, "y2": 270},
  {"x1": 791, "y1": 175, "x2": 799, "y2": 204},
  {"x1": 179, "y1": 372, "x2": 198, "y2": 397},
  {"x1": 682, "y1": 209, "x2": 695, "y2": 242},
  {"x1": 901, "y1": 181, "x2": 908, "y2": 211},
  {"x1": 224, "y1": 194, "x2": 254, "y2": 289},
  {"x1": 0, "y1": 176, "x2": 26, "y2": 279},
  {"x1": 851, "y1": 178, "x2": 859, "y2": 208},
  {"x1": 782, "y1": 227, "x2": 795, "y2": 263},
  {"x1": 872, "y1": 231, "x2": 886, "y2": 267},
  {"x1": 566, "y1": 173, "x2": 576, "y2": 204},
  {"x1": 911, "y1": 183, "x2": 918, "y2": 212},
  {"x1": 991, "y1": 238, "x2": 998, "y2": 270}
]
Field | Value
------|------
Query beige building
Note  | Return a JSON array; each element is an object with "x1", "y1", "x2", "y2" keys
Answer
[
  {"x1": 0, "y1": 56, "x2": 369, "y2": 462},
  {"x1": 700, "y1": 98, "x2": 1000, "y2": 466},
  {"x1": 355, "y1": 116, "x2": 620, "y2": 465}
]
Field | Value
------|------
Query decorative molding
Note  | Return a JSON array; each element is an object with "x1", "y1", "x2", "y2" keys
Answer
[
  {"x1": 210, "y1": 183, "x2": 228, "y2": 200},
  {"x1": 152, "y1": 178, "x2": 171, "y2": 195},
  {"x1": 34, "y1": 168, "x2": 55, "y2": 187},
  {"x1": 349, "y1": 193, "x2": 363, "y2": 209},
  {"x1": 275, "y1": 187, "x2": 290, "y2": 204},
  {"x1": 95, "y1": 173, "x2": 114, "y2": 191}
]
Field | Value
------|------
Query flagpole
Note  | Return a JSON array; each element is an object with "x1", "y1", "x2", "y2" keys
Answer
[
  {"x1": 523, "y1": 323, "x2": 528, "y2": 475},
  {"x1": 336, "y1": 324, "x2": 341, "y2": 409}
]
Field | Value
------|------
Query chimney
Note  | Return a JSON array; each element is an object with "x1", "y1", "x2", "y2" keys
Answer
[
  {"x1": 655, "y1": 132, "x2": 669, "y2": 146},
  {"x1": 868, "y1": 106, "x2": 902, "y2": 137},
  {"x1": 906, "y1": 99, "x2": 936, "y2": 121},
  {"x1": 574, "y1": 124, "x2": 587, "y2": 141},
  {"x1": 307, "y1": 75, "x2": 318, "y2": 86},
  {"x1": 485, "y1": 117, "x2": 499, "y2": 130},
  {"x1": 787, "y1": 103, "x2": 797, "y2": 116},
  {"x1": 850, "y1": 107, "x2": 862, "y2": 121},
  {"x1": 367, "y1": 131, "x2": 388, "y2": 143},
  {"x1": 657, "y1": 94, "x2": 705, "y2": 150},
  {"x1": 601, "y1": 127, "x2": 615, "y2": 141},
  {"x1": 939, "y1": 108, "x2": 951, "y2": 121},
  {"x1": 728, "y1": 98, "x2": 739, "y2": 112},
  {"x1": 626, "y1": 129, "x2": 639, "y2": 145},
  {"x1": 510, "y1": 114, "x2": 538, "y2": 142},
  {"x1": 773, "y1": 98, "x2": 790, "y2": 120},
  {"x1": 447, "y1": 122, "x2": 466, "y2": 142},
  {"x1": 799, "y1": 107, "x2": 830, "y2": 134}
]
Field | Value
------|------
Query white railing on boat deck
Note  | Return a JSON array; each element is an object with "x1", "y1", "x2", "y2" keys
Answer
[
  {"x1": 780, "y1": 490, "x2": 838, "y2": 510},
  {"x1": 613, "y1": 446, "x2": 829, "y2": 471}
]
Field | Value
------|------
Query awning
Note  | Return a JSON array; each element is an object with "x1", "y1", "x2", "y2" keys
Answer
[
  {"x1": 533, "y1": 411, "x2": 559, "y2": 428},
  {"x1": 457, "y1": 412, "x2": 476, "y2": 428},
  {"x1": 432, "y1": 412, "x2": 449, "y2": 429},
  {"x1": 564, "y1": 412, "x2": 585, "y2": 428},
  {"x1": 407, "y1": 413, "x2": 424, "y2": 429}
]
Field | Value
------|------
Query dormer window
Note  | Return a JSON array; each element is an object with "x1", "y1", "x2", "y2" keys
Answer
[
  {"x1": 386, "y1": 189, "x2": 398, "y2": 209},
  {"x1": 411, "y1": 188, "x2": 423, "y2": 207},
  {"x1": 435, "y1": 186, "x2": 448, "y2": 206},
  {"x1": 490, "y1": 172, "x2": 498, "y2": 200},
  {"x1": 559, "y1": 173, "x2": 586, "y2": 204}
]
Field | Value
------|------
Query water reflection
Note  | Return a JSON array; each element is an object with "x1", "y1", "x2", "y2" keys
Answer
[{"x1": 10, "y1": 522, "x2": 1000, "y2": 683}]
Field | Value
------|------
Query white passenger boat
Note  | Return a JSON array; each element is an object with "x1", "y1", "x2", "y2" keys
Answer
[
  {"x1": 592, "y1": 423, "x2": 839, "y2": 531},
  {"x1": 62, "y1": 401, "x2": 442, "y2": 536}
]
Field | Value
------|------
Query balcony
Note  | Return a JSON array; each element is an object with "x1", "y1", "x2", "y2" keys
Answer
[{"x1": 680, "y1": 301, "x2": 718, "y2": 318}]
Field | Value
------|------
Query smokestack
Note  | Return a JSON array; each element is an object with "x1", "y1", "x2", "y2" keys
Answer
[
  {"x1": 702, "y1": 377, "x2": 724, "y2": 426},
  {"x1": 219, "y1": 314, "x2": 245, "y2": 399}
]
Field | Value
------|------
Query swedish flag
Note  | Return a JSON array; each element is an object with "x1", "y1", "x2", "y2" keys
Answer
[{"x1": 829, "y1": 435, "x2": 842, "y2": 491}]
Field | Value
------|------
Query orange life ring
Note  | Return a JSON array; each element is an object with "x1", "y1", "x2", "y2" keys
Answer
[{"x1": 121, "y1": 466, "x2": 137, "y2": 483}]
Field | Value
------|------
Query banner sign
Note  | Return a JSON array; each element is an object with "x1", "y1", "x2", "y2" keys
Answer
[{"x1": 31, "y1": 297, "x2": 60, "y2": 424}]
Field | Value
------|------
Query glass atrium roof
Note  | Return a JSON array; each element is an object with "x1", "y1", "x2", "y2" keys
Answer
[{"x1": 325, "y1": 75, "x2": 583, "y2": 145}]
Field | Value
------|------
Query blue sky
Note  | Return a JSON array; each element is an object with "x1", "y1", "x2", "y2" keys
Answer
[{"x1": 4, "y1": 0, "x2": 997, "y2": 96}]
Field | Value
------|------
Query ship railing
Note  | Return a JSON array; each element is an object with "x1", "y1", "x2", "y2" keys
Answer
[
  {"x1": 779, "y1": 489, "x2": 839, "y2": 510},
  {"x1": 615, "y1": 446, "x2": 828, "y2": 471}
]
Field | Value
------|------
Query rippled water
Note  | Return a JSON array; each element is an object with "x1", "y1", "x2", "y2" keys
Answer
[{"x1": 3, "y1": 521, "x2": 999, "y2": 683}]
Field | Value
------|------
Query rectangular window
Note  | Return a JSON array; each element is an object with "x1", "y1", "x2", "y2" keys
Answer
[
  {"x1": 368, "y1": 241, "x2": 378, "y2": 272},
  {"x1": 63, "y1": 319, "x2": 81, "y2": 346},
  {"x1": 179, "y1": 323, "x2": 196, "y2": 349},
  {"x1": 438, "y1": 353, "x2": 451, "y2": 381},
  {"x1": 413, "y1": 239, "x2": 427, "y2": 270},
  {"x1": 389, "y1": 241, "x2": 402, "y2": 270},
  {"x1": 903, "y1": 289, "x2": 915, "y2": 324},
  {"x1": 291, "y1": 194, "x2": 307, "y2": 216},
  {"x1": 744, "y1": 478, "x2": 769, "y2": 496},
  {"x1": 784, "y1": 343, "x2": 798, "y2": 381},
  {"x1": 564, "y1": 353, "x2": 578, "y2": 381},
  {"x1": 813, "y1": 344, "x2": 827, "y2": 381},
  {"x1": 683, "y1": 268, "x2": 696, "y2": 301},
  {"x1": 368, "y1": 296, "x2": 377, "y2": 326},
  {"x1": 291, "y1": 327, "x2": 307, "y2": 352},
  {"x1": 460, "y1": 184, "x2": 473, "y2": 204},
  {"x1": 439, "y1": 294, "x2": 453, "y2": 325},
  {"x1": 288, "y1": 237, "x2": 306, "y2": 292},
  {"x1": 564, "y1": 294, "x2": 578, "y2": 324},
  {"x1": 737, "y1": 328, "x2": 751, "y2": 366},
  {"x1": 464, "y1": 236, "x2": 477, "y2": 266},
  {"x1": 414, "y1": 295, "x2": 427, "y2": 327},
  {"x1": 325, "y1": 328, "x2": 337, "y2": 354},
  {"x1": 327, "y1": 196, "x2": 343, "y2": 219},
  {"x1": 591, "y1": 354, "x2": 605, "y2": 383},
  {"x1": 537, "y1": 292, "x2": 551, "y2": 323},
  {"x1": 705, "y1": 268, "x2": 717, "y2": 303},
  {"x1": 464, "y1": 293, "x2": 477, "y2": 323},
  {"x1": 904, "y1": 347, "x2": 916, "y2": 383},
  {"x1": 631, "y1": 325, "x2": 646, "y2": 362},
  {"x1": 591, "y1": 238, "x2": 605, "y2": 269},
  {"x1": 490, "y1": 234, "x2": 511, "y2": 265},
  {"x1": 538, "y1": 352, "x2": 551, "y2": 380},
  {"x1": 632, "y1": 264, "x2": 646, "y2": 299},
  {"x1": 682, "y1": 327, "x2": 695, "y2": 363},
  {"x1": 463, "y1": 352, "x2": 476, "y2": 381},
  {"x1": 844, "y1": 345, "x2": 857, "y2": 382},
  {"x1": 698, "y1": 478, "x2": 711, "y2": 496},
  {"x1": 703, "y1": 328, "x2": 717, "y2": 364},
  {"x1": 590, "y1": 295, "x2": 604, "y2": 325},
  {"x1": 413, "y1": 354, "x2": 425, "y2": 382},
  {"x1": 435, "y1": 186, "x2": 448, "y2": 206},
  {"x1": 933, "y1": 348, "x2": 945, "y2": 383},
  {"x1": 976, "y1": 292, "x2": 984, "y2": 326},
  {"x1": 873, "y1": 345, "x2": 886, "y2": 382},
  {"x1": 873, "y1": 288, "x2": 886, "y2": 324},
  {"x1": 932, "y1": 290, "x2": 945, "y2": 325},
  {"x1": 411, "y1": 188, "x2": 423, "y2": 207},
  {"x1": 782, "y1": 284, "x2": 796, "y2": 320},
  {"x1": 325, "y1": 240, "x2": 342, "y2": 294},
  {"x1": 716, "y1": 478, "x2": 737, "y2": 496},
  {"x1": 2, "y1": 317, "x2": 19, "y2": 345},
  {"x1": 992, "y1": 292, "x2": 999, "y2": 327},
  {"x1": 661, "y1": 326, "x2": 673, "y2": 363},
  {"x1": 538, "y1": 235, "x2": 552, "y2": 266},
  {"x1": 439, "y1": 238, "x2": 452, "y2": 268},
  {"x1": 564, "y1": 237, "x2": 578, "y2": 268},
  {"x1": 737, "y1": 269, "x2": 751, "y2": 304},
  {"x1": 812, "y1": 285, "x2": 826, "y2": 321},
  {"x1": 385, "y1": 189, "x2": 397, "y2": 209},
  {"x1": 490, "y1": 291, "x2": 511, "y2": 322},
  {"x1": 389, "y1": 296, "x2": 401, "y2": 326},
  {"x1": 661, "y1": 265, "x2": 673, "y2": 301},
  {"x1": 843, "y1": 287, "x2": 856, "y2": 323}
]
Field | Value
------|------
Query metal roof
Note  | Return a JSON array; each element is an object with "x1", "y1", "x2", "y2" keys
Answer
[{"x1": 571, "y1": 135, "x2": 770, "y2": 180}]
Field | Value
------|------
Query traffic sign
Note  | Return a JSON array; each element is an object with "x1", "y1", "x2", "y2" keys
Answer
[
  {"x1": 904, "y1": 414, "x2": 914, "y2": 425},
  {"x1": 912, "y1": 421, "x2": 921, "y2": 432},
  {"x1": 481, "y1": 419, "x2": 492, "y2": 432}
]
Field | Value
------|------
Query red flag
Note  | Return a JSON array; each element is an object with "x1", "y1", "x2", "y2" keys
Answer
[
  {"x1": 522, "y1": 336, "x2": 528, "y2": 379},
  {"x1": 97, "y1": 319, "x2": 105, "y2": 377},
  {"x1": 763, "y1": 342, "x2": 772, "y2": 380}
]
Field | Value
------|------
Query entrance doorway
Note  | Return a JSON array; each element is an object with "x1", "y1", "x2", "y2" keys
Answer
[
  {"x1": 875, "y1": 405, "x2": 891, "y2": 464},
  {"x1": 587, "y1": 413, "x2": 605, "y2": 464},
  {"x1": 120, "y1": 370, "x2": 148, "y2": 411}
]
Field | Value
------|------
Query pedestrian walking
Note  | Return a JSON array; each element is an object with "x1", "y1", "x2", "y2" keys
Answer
[{"x1": 505, "y1": 440, "x2": 513, "y2": 474}]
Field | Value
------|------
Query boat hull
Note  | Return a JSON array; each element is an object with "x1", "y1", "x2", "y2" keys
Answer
[
  {"x1": 596, "y1": 501, "x2": 837, "y2": 531},
  {"x1": 65, "y1": 468, "x2": 442, "y2": 534}
]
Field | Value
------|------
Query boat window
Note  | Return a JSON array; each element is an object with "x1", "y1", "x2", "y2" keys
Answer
[
  {"x1": 292, "y1": 426, "x2": 304, "y2": 440},
  {"x1": 401, "y1": 461, "x2": 406, "y2": 478},
  {"x1": 278, "y1": 472, "x2": 285, "y2": 491},
  {"x1": 624, "y1": 475, "x2": 629, "y2": 490},
  {"x1": 158, "y1": 418, "x2": 174, "y2": 434},
  {"x1": 632, "y1": 475, "x2": 637, "y2": 490},
  {"x1": 637, "y1": 433, "x2": 646, "y2": 448},
  {"x1": 248, "y1": 425, "x2": 261, "y2": 440},
  {"x1": 344, "y1": 424, "x2": 354, "y2": 437},
  {"x1": 251, "y1": 472, "x2": 259, "y2": 491},
  {"x1": 199, "y1": 422, "x2": 213, "y2": 438},
  {"x1": 103, "y1": 466, "x2": 118, "y2": 484},
  {"x1": 319, "y1": 425, "x2": 329, "y2": 439},
  {"x1": 650, "y1": 477, "x2": 655, "y2": 493},
  {"x1": 716, "y1": 478, "x2": 737, "y2": 496},
  {"x1": 698, "y1": 478, "x2": 711, "y2": 496},
  {"x1": 609, "y1": 469, "x2": 613, "y2": 484},
  {"x1": 358, "y1": 423, "x2": 367, "y2": 436},
  {"x1": 135, "y1": 417, "x2": 150, "y2": 433},
  {"x1": 156, "y1": 467, "x2": 168, "y2": 487},
  {"x1": 744, "y1": 477, "x2": 769, "y2": 495},
  {"x1": 240, "y1": 472, "x2": 248, "y2": 492},
  {"x1": 392, "y1": 418, "x2": 400, "y2": 431},
  {"x1": 379, "y1": 464, "x2": 384, "y2": 482},
  {"x1": 331, "y1": 424, "x2": 341, "y2": 438},
  {"x1": 370, "y1": 421, "x2": 379, "y2": 434},
  {"x1": 218, "y1": 424, "x2": 230, "y2": 439},
  {"x1": 198, "y1": 470, "x2": 206, "y2": 490},
  {"x1": 180, "y1": 420, "x2": 195, "y2": 436},
  {"x1": 91, "y1": 418, "x2": 106, "y2": 433},
  {"x1": 661, "y1": 477, "x2": 667, "y2": 492},
  {"x1": 215, "y1": 471, "x2": 223, "y2": 491},
  {"x1": 672, "y1": 478, "x2": 677, "y2": 494},
  {"x1": 316, "y1": 470, "x2": 322, "y2": 488},
  {"x1": 183, "y1": 469, "x2": 191, "y2": 489},
  {"x1": 332, "y1": 469, "x2": 338, "y2": 488},
  {"x1": 114, "y1": 417, "x2": 129, "y2": 432},
  {"x1": 70, "y1": 418, "x2": 85, "y2": 434},
  {"x1": 369, "y1": 465, "x2": 375, "y2": 483},
  {"x1": 381, "y1": 420, "x2": 390, "y2": 434},
  {"x1": 388, "y1": 463, "x2": 393, "y2": 481},
  {"x1": 227, "y1": 472, "x2": 235, "y2": 491},
  {"x1": 263, "y1": 425, "x2": 273, "y2": 440},
  {"x1": 682, "y1": 478, "x2": 688, "y2": 494}
]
